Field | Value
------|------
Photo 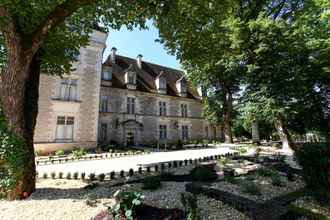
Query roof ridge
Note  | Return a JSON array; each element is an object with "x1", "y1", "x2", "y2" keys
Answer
[{"x1": 115, "y1": 54, "x2": 183, "y2": 73}]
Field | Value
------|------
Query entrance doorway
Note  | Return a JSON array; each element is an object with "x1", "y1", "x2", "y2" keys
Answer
[{"x1": 126, "y1": 129, "x2": 136, "y2": 146}]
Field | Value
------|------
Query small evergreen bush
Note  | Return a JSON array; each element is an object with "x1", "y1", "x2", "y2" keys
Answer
[
  {"x1": 142, "y1": 176, "x2": 161, "y2": 190},
  {"x1": 271, "y1": 175, "x2": 286, "y2": 187},
  {"x1": 256, "y1": 167, "x2": 277, "y2": 177},
  {"x1": 58, "y1": 172, "x2": 63, "y2": 179},
  {"x1": 81, "y1": 172, "x2": 85, "y2": 180},
  {"x1": 89, "y1": 173, "x2": 96, "y2": 181},
  {"x1": 241, "y1": 182, "x2": 261, "y2": 195},
  {"x1": 51, "y1": 172, "x2": 56, "y2": 179},
  {"x1": 98, "y1": 173, "x2": 105, "y2": 181},
  {"x1": 190, "y1": 165, "x2": 218, "y2": 181},
  {"x1": 66, "y1": 172, "x2": 71, "y2": 179},
  {"x1": 73, "y1": 172, "x2": 79, "y2": 180}
]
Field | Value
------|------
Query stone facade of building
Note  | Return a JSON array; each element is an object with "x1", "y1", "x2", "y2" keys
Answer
[
  {"x1": 34, "y1": 30, "x2": 107, "y2": 154},
  {"x1": 33, "y1": 31, "x2": 222, "y2": 154},
  {"x1": 98, "y1": 48, "x2": 222, "y2": 148}
]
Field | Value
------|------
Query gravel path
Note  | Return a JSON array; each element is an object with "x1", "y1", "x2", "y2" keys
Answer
[
  {"x1": 0, "y1": 180, "x2": 106, "y2": 220},
  {"x1": 0, "y1": 175, "x2": 250, "y2": 220},
  {"x1": 37, "y1": 147, "x2": 235, "y2": 175}
]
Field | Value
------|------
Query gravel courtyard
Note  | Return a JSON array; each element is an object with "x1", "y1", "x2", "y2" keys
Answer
[{"x1": 37, "y1": 146, "x2": 235, "y2": 175}]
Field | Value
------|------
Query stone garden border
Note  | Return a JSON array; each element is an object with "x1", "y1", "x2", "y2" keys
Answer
[
  {"x1": 37, "y1": 152, "x2": 239, "y2": 181},
  {"x1": 186, "y1": 180, "x2": 306, "y2": 220},
  {"x1": 36, "y1": 151, "x2": 150, "y2": 166}
]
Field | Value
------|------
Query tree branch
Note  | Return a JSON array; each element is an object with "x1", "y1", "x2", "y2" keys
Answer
[{"x1": 29, "y1": 0, "x2": 97, "y2": 56}]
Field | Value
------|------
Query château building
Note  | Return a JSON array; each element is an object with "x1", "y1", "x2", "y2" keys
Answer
[{"x1": 33, "y1": 30, "x2": 222, "y2": 154}]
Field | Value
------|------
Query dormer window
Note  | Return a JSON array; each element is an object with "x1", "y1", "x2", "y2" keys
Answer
[
  {"x1": 128, "y1": 72, "x2": 135, "y2": 84},
  {"x1": 102, "y1": 69, "x2": 112, "y2": 81},
  {"x1": 176, "y1": 76, "x2": 187, "y2": 97},
  {"x1": 156, "y1": 71, "x2": 167, "y2": 94},
  {"x1": 125, "y1": 71, "x2": 137, "y2": 90},
  {"x1": 124, "y1": 64, "x2": 137, "y2": 90},
  {"x1": 159, "y1": 78, "x2": 166, "y2": 89}
]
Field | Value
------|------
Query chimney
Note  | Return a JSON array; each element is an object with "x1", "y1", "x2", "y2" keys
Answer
[
  {"x1": 111, "y1": 47, "x2": 117, "y2": 64},
  {"x1": 136, "y1": 54, "x2": 143, "y2": 69}
]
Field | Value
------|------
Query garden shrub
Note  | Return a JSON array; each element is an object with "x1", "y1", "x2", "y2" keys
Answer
[
  {"x1": 73, "y1": 172, "x2": 79, "y2": 180},
  {"x1": 66, "y1": 172, "x2": 71, "y2": 179},
  {"x1": 224, "y1": 176, "x2": 239, "y2": 184},
  {"x1": 256, "y1": 167, "x2": 277, "y2": 177},
  {"x1": 98, "y1": 173, "x2": 105, "y2": 182},
  {"x1": 190, "y1": 165, "x2": 218, "y2": 181},
  {"x1": 271, "y1": 175, "x2": 286, "y2": 187},
  {"x1": 72, "y1": 147, "x2": 86, "y2": 159},
  {"x1": 51, "y1": 172, "x2": 56, "y2": 179},
  {"x1": 241, "y1": 182, "x2": 261, "y2": 195},
  {"x1": 55, "y1": 150, "x2": 65, "y2": 156},
  {"x1": 295, "y1": 143, "x2": 330, "y2": 204},
  {"x1": 89, "y1": 173, "x2": 96, "y2": 181},
  {"x1": 111, "y1": 190, "x2": 144, "y2": 220},
  {"x1": 180, "y1": 192, "x2": 200, "y2": 220},
  {"x1": 142, "y1": 176, "x2": 161, "y2": 190}
]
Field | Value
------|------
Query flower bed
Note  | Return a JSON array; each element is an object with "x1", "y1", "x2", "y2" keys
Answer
[{"x1": 36, "y1": 151, "x2": 150, "y2": 166}]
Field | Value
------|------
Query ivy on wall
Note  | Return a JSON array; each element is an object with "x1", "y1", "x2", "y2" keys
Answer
[{"x1": 0, "y1": 104, "x2": 27, "y2": 198}]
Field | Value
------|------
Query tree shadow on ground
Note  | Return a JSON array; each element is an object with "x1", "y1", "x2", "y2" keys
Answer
[{"x1": 29, "y1": 183, "x2": 117, "y2": 200}]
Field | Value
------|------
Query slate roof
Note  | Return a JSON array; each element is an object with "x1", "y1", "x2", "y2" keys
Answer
[{"x1": 103, "y1": 54, "x2": 200, "y2": 100}]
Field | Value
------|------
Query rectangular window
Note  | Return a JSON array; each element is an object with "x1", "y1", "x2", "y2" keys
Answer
[
  {"x1": 205, "y1": 126, "x2": 209, "y2": 138},
  {"x1": 100, "y1": 123, "x2": 107, "y2": 142},
  {"x1": 127, "y1": 97, "x2": 135, "y2": 114},
  {"x1": 181, "y1": 104, "x2": 188, "y2": 117},
  {"x1": 160, "y1": 79, "x2": 166, "y2": 89},
  {"x1": 100, "y1": 96, "x2": 109, "y2": 112},
  {"x1": 159, "y1": 102, "x2": 167, "y2": 116},
  {"x1": 128, "y1": 73, "x2": 135, "y2": 84},
  {"x1": 159, "y1": 125, "x2": 167, "y2": 140},
  {"x1": 55, "y1": 116, "x2": 74, "y2": 141},
  {"x1": 102, "y1": 70, "x2": 112, "y2": 81},
  {"x1": 59, "y1": 79, "x2": 78, "y2": 101},
  {"x1": 182, "y1": 125, "x2": 189, "y2": 140}
]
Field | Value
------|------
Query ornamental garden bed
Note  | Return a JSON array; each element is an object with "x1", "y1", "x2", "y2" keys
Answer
[{"x1": 210, "y1": 171, "x2": 305, "y2": 202}]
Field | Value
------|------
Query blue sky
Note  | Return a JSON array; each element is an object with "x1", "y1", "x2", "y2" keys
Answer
[{"x1": 103, "y1": 21, "x2": 181, "y2": 70}]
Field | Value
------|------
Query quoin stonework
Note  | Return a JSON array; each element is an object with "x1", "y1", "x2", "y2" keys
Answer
[{"x1": 34, "y1": 31, "x2": 223, "y2": 154}]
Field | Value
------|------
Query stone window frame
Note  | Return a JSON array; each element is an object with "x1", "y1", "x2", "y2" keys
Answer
[
  {"x1": 127, "y1": 96, "x2": 136, "y2": 114},
  {"x1": 159, "y1": 124, "x2": 167, "y2": 140},
  {"x1": 56, "y1": 76, "x2": 80, "y2": 102},
  {"x1": 181, "y1": 103, "x2": 188, "y2": 118},
  {"x1": 181, "y1": 125, "x2": 189, "y2": 141},
  {"x1": 159, "y1": 101, "x2": 167, "y2": 116},
  {"x1": 55, "y1": 116, "x2": 75, "y2": 142},
  {"x1": 101, "y1": 68, "x2": 112, "y2": 81},
  {"x1": 100, "y1": 95, "x2": 109, "y2": 112}
]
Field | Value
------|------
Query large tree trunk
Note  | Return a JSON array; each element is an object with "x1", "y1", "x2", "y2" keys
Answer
[
  {"x1": 223, "y1": 86, "x2": 233, "y2": 143},
  {"x1": 251, "y1": 120, "x2": 260, "y2": 144},
  {"x1": 274, "y1": 113, "x2": 295, "y2": 155},
  {"x1": 0, "y1": 45, "x2": 41, "y2": 199}
]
